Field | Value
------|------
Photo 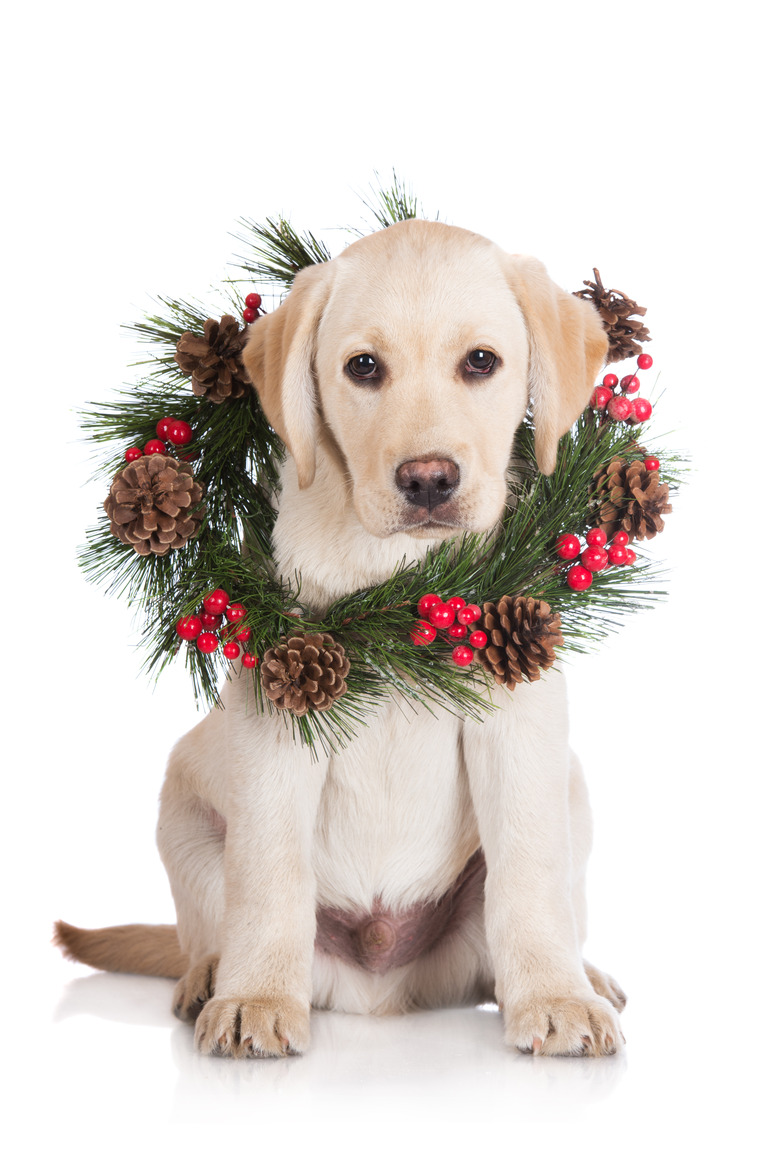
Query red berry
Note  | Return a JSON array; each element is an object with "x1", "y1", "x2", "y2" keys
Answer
[
  {"x1": 203, "y1": 588, "x2": 230, "y2": 615},
  {"x1": 644, "y1": 456, "x2": 660, "y2": 472},
  {"x1": 410, "y1": 620, "x2": 437, "y2": 645},
  {"x1": 556, "y1": 533, "x2": 581, "y2": 560},
  {"x1": 125, "y1": 446, "x2": 143, "y2": 462},
  {"x1": 448, "y1": 623, "x2": 468, "y2": 641},
  {"x1": 603, "y1": 373, "x2": 619, "y2": 389},
  {"x1": 624, "y1": 547, "x2": 637, "y2": 565},
  {"x1": 637, "y1": 353, "x2": 653, "y2": 370},
  {"x1": 176, "y1": 615, "x2": 203, "y2": 641},
  {"x1": 621, "y1": 375, "x2": 640, "y2": 393},
  {"x1": 168, "y1": 419, "x2": 193, "y2": 446},
  {"x1": 581, "y1": 546, "x2": 608, "y2": 573},
  {"x1": 244, "y1": 292, "x2": 262, "y2": 310},
  {"x1": 196, "y1": 632, "x2": 219, "y2": 654},
  {"x1": 585, "y1": 528, "x2": 608, "y2": 548},
  {"x1": 458, "y1": 605, "x2": 482, "y2": 625},
  {"x1": 447, "y1": 597, "x2": 466, "y2": 613},
  {"x1": 630, "y1": 398, "x2": 652, "y2": 423},
  {"x1": 452, "y1": 645, "x2": 474, "y2": 667},
  {"x1": 225, "y1": 602, "x2": 247, "y2": 623},
  {"x1": 199, "y1": 610, "x2": 222, "y2": 631},
  {"x1": 156, "y1": 417, "x2": 176, "y2": 440},
  {"x1": 590, "y1": 386, "x2": 613, "y2": 410},
  {"x1": 606, "y1": 396, "x2": 632, "y2": 422},
  {"x1": 608, "y1": 545, "x2": 628, "y2": 565},
  {"x1": 241, "y1": 652, "x2": 258, "y2": 669},
  {"x1": 567, "y1": 565, "x2": 593, "y2": 591},
  {"x1": 417, "y1": 593, "x2": 442, "y2": 618},
  {"x1": 611, "y1": 531, "x2": 630, "y2": 546},
  {"x1": 429, "y1": 603, "x2": 456, "y2": 629},
  {"x1": 234, "y1": 625, "x2": 251, "y2": 643},
  {"x1": 469, "y1": 630, "x2": 488, "y2": 649},
  {"x1": 223, "y1": 641, "x2": 240, "y2": 660},
  {"x1": 144, "y1": 439, "x2": 167, "y2": 455},
  {"x1": 243, "y1": 307, "x2": 259, "y2": 323}
]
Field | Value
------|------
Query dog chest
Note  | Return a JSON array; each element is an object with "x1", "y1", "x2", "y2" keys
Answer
[{"x1": 311, "y1": 701, "x2": 480, "y2": 915}]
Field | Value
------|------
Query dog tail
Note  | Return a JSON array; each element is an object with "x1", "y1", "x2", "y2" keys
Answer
[{"x1": 53, "y1": 920, "x2": 187, "y2": 979}]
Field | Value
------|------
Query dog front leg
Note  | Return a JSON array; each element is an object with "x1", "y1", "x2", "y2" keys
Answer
[
  {"x1": 462, "y1": 672, "x2": 623, "y2": 1057},
  {"x1": 194, "y1": 714, "x2": 329, "y2": 1058}
]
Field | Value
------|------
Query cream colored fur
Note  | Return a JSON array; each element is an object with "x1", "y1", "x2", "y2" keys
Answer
[{"x1": 97, "y1": 220, "x2": 628, "y2": 1057}]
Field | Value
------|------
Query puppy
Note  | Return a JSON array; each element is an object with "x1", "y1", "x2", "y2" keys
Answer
[{"x1": 57, "y1": 219, "x2": 627, "y2": 1057}]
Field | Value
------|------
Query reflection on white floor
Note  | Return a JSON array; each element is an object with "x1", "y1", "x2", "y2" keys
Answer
[{"x1": 52, "y1": 968, "x2": 627, "y2": 1126}]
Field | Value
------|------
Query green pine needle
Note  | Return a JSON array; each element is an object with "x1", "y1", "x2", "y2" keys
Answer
[
  {"x1": 232, "y1": 216, "x2": 332, "y2": 288},
  {"x1": 353, "y1": 169, "x2": 430, "y2": 231}
]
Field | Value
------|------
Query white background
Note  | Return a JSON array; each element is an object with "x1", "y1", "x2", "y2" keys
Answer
[{"x1": 3, "y1": 0, "x2": 777, "y2": 1161}]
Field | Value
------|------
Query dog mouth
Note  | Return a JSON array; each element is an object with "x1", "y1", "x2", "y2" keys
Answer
[
  {"x1": 401, "y1": 522, "x2": 462, "y2": 539},
  {"x1": 390, "y1": 503, "x2": 468, "y2": 537}
]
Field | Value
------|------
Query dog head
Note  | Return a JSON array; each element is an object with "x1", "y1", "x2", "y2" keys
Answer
[{"x1": 243, "y1": 220, "x2": 607, "y2": 540}]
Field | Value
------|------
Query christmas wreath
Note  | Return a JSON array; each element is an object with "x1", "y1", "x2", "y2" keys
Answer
[{"x1": 80, "y1": 177, "x2": 684, "y2": 753}]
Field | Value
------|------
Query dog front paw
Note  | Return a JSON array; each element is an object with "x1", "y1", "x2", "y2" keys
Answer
[
  {"x1": 504, "y1": 995, "x2": 624, "y2": 1057},
  {"x1": 194, "y1": 995, "x2": 310, "y2": 1058}
]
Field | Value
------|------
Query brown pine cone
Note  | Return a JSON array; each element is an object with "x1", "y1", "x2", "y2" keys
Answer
[
  {"x1": 592, "y1": 457, "x2": 672, "y2": 541},
  {"x1": 174, "y1": 314, "x2": 252, "y2": 404},
  {"x1": 261, "y1": 633, "x2": 350, "y2": 716},
  {"x1": 475, "y1": 595, "x2": 563, "y2": 689},
  {"x1": 573, "y1": 268, "x2": 652, "y2": 364},
  {"x1": 104, "y1": 454, "x2": 205, "y2": 556}
]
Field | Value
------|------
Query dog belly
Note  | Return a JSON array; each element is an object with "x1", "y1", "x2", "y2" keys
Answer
[
  {"x1": 315, "y1": 847, "x2": 485, "y2": 974},
  {"x1": 312, "y1": 703, "x2": 481, "y2": 971}
]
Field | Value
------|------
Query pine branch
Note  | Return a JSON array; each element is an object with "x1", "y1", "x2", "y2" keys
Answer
[
  {"x1": 359, "y1": 170, "x2": 425, "y2": 228},
  {"x1": 346, "y1": 170, "x2": 437, "y2": 237},
  {"x1": 124, "y1": 294, "x2": 245, "y2": 385},
  {"x1": 232, "y1": 216, "x2": 332, "y2": 287}
]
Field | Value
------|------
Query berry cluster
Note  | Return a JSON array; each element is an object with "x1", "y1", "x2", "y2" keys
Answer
[
  {"x1": 124, "y1": 416, "x2": 194, "y2": 463},
  {"x1": 176, "y1": 588, "x2": 258, "y2": 668},
  {"x1": 411, "y1": 595, "x2": 485, "y2": 666},
  {"x1": 242, "y1": 291, "x2": 263, "y2": 324},
  {"x1": 590, "y1": 353, "x2": 654, "y2": 424},
  {"x1": 556, "y1": 528, "x2": 637, "y2": 591}
]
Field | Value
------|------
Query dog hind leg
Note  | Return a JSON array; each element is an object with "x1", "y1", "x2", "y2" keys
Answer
[
  {"x1": 173, "y1": 953, "x2": 221, "y2": 1021},
  {"x1": 157, "y1": 735, "x2": 229, "y2": 1022},
  {"x1": 569, "y1": 751, "x2": 628, "y2": 1015}
]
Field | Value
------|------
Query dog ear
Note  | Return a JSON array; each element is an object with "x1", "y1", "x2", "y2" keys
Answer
[
  {"x1": 242, "y1": 262, "x2": 334, "y2": 489},
  {"x1": 506, "y1": 256, "x2": 608, "y2": 475}
]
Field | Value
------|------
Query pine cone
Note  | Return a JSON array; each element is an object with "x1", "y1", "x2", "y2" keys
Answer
[
  {"x1": 104, "y1": 454, "x2": 205, "y2": 556},
  {"x1": 592, "y1": 457, "x2": 672, "y2": 541},
  {"x1": 174, "y1": 314, "x2": 252, "y2": 404},
  {"x1": 573, "y1": 268, "x2": 652, "y2": 364},
  {"x1": 261, "y1": 633, "x2": 350, "y2": 716},
  {"x1": 475, "y1": 595, "x2": 563, "y2": 689}
]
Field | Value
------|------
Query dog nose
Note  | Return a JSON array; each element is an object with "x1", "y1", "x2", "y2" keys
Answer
[{"x1": 395, "y1": 458, "x2": 460, "y2": 510}]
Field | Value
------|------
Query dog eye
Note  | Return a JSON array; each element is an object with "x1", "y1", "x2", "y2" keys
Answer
[
  {"x1": 347, "y1": 354, "x2": 380, "y2": 380},
  {"x1": 465, "y1": 350, "x2": 497, "y2": 375}
]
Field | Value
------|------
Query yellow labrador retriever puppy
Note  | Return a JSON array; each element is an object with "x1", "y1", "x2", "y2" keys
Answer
[{"x1": 57, "y1": 219, "x2": 626, "y2": 1057}]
